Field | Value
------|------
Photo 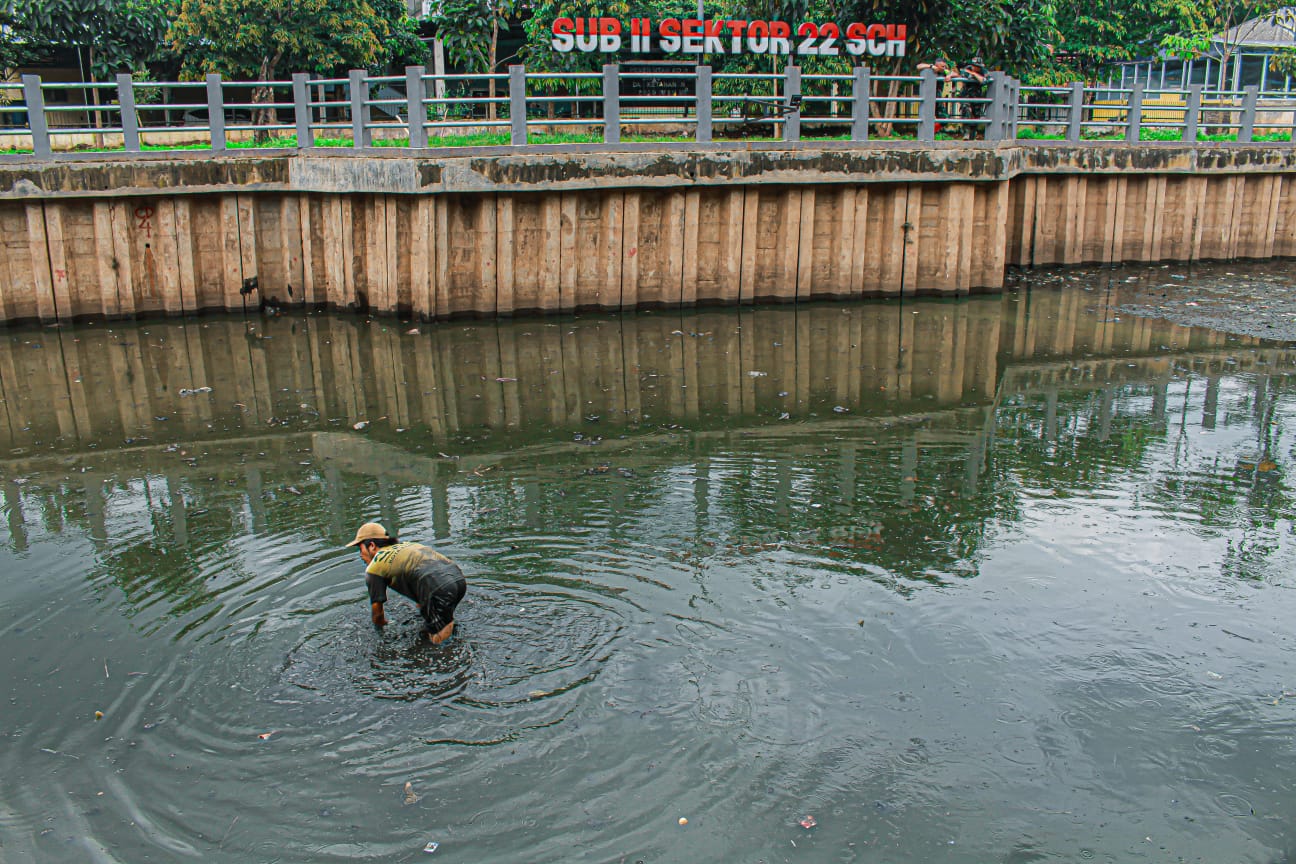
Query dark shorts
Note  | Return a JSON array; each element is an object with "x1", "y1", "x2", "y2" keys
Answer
[{"x1": 420, "y1": 576, "x2": 466, "y2": 634}]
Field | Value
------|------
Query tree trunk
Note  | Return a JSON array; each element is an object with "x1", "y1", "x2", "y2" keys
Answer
[
  {"x1": 488, "y1": 16, "x2": 499, "y2": 122},
  {"x1": 88, "y1": 46, "x2": 105, "y2": 149},
  {"x1": 254, "y1": 53, "x2": 284, "y2": 143},
  {"x1": 879, "y1": 56, "x2": 905, "y2": 138}
]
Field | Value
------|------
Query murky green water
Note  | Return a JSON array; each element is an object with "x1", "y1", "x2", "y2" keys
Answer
[{"x1": 3, "y1": 272, "x2": 1296, "y2": 863}]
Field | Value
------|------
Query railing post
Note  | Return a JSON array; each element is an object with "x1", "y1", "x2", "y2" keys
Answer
[
  {"x1": 1240, "y1": 84, "x2": 1258, "y2": 142},
  {"x1": 21, "y1": 75, "x2": 50, "y2": 158},
  {"x1": 603, "y1": 63, "x2": 620, "y2": 144},
  {"x1": 784, "y1": 64, "x2": 801, "y2": 142},
  {"x1": 918, "y1": 68, "x2": 936, "y2": 142},
  {"x1": 116, "y1": 73, "x2": 140, "y2": 153},
  {"x1": 406, "y1": 65, "x2": 427, "y2": 149},
  {"x1": 205, "y1": 73, "x2": 226, "y2": 152},
  {"x1": 696, "y1": 65, "x2": 712, "y2": 143},
  {"x1": 1125, "y1": 80, "x2": 1144, "y2": 143},
  {"x1": 1067, "y1": 81, "x2": 1084, "y2": 143},
  {"x1": 851, "y1": 66, "x2": 870, "y2": 142},
  {"x1": 1184, "y1": 83, "x2": 1202, "y2": 142},
  {"x1": 986, "y1": 72, "x2": 1006, "y2": 140},
  {"x1": 1010, "y1": 77, "x2": 1021, "y2": 140},
  {"x1": 509, "y1": 65, "x2": 527, "y2": 145},
  {"x1": 350, "y1": 70, "x2": 371, "y2": 148},
  {"x1": 292, "y1": 73, "x2": 313, "y2": 148}
]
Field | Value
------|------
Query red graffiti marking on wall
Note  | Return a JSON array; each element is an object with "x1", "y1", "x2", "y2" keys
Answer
[
  {"x1": 135, "y1": 205, "x2": 155, "y2": 238},
  {"x1": 55, "y1": 269, "x2": 67, "y2": 281}
]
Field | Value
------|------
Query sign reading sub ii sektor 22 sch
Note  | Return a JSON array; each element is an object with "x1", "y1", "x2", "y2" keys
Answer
[{"x1": 551, "y1": 17, "x2": 908, "y2": 57}]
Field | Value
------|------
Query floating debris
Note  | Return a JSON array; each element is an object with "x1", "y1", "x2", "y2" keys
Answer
[
  {"x1": 747, "y1": 370, "x2": 768, "y2": 378},
  {"x1": 94, "y1": 710, "x2": 103, "y2": 720},
  {"x1": 496, "y1": 377, "x2": 518, "y2": 383},
  {"x1": 353, "y1": 421, "x2": 369, "y2": 430},
  {"x1": 423, "y1": 841, "x2": 439, "y2": 854},
  {"x1": 178, "y1": 386, "x2": 212, "y2": 397},
  {"x1": 799, "y1": 815, "x2": 817, "y2": 829},
  {"x1": 258, "y1": 731, "x2": 277, "y2": 740},
  {"x1": 404, "y1": 782, "x2": 421, "y2": 805},
  {"x1": 678, "y1": 817, "x2": 688, "y2": 826}
]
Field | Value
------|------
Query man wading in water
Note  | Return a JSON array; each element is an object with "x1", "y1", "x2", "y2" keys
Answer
[{"x1": 347, "y1": 522, "x2": 467, "y2": 644}]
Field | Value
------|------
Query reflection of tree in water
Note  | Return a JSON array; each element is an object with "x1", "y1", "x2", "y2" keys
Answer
[
  {"x1": 999, "y1": 373, "x2": 1296, "y2": 584},
  {"x1": 7, "y1": 365, "x2": 1296, "y2": 625}
]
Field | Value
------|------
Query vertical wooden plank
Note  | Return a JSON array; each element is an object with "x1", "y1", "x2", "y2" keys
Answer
[
  {"x1": 559, "y1": 193, "x2": 577, "y2": 311},
  {"x1": 109, "y1": 201, "x2": 136, "y2": 317},
  {"x1": 280, "y1": 195, "x2": 304, "y2": 304},
  {"x1": 600, "y1": 191, "x2": 623, "y2": 310},
  {"x1": 833, "y1": 187, "x2": 856, "y2": 297},
  {"x1": 42, "y1": 203, "x2": 78, "y2": 319},
  {"x1": 219, "y1": 195, "x2": 243, "y2": 309},
  {"x1": 340, "y1": 195, "x2": 356, "y2": 306},
  {"x1": 237, "y1": 193, "x2": 256, "y2": 303},
  {"x1": 540, "y1": 196, "x2": 561, "y2": 313},
  {"x1": 1107, "y1": 178, "x2": 1125, "y2": 264},
  {"x1": 296, "y1": 193, "x2": 315, "y2": 306},
  {"x1": 1264, "y1": 175, "x2": 1283, "y2": 258},
  {"x1": 26, "y1": 203, "x2": 56, "y2": 321},
  {"x1": 496, "y1": 194, "x2": 515, "y2": 316},
  {"x1": 1188, "y1": 176, "x2": 1207, "y2": 261},
  {"x1": 1148, "y1": 176, "x2": 1168, "y2": 262},
  {"x1": 682, "y1": 189, "x2": 701, "y2": 306},
  {"x1": 780, "y1": 188, "x2": 802, "y2": 301},
  {"x1": 152, "y1": 199, "x2": 184, "y2": 314},
  {"x1": 1063, "y1": 176, "x2": 1084, "y2": 265},
  {"x1": 795, "y1": 188, "x2": 815, "y2": 299},
  {"x1": 850, "y1": 186, "x2": 870, "y2": 295},
  {"x1": 902, "y1": 185, "x2": 920, "y2": 294},
  {"x1": 385, "y1": 195, "x2": 399, "y2": 311},
  {"x1": 42, "y1": 203, "x2": 76, "y2": 318},
  {"x1": 172, "y1": 199, "x2": 196, "y2": 314},
  {"x1": 433, "y1": 194, "x2": 450, "y2": 317},
  {"x1": 954, "y1": 184, "x2": 974, "y2": 293},
  {"x1": 417, "y1": 196, "x2": 436, "y2": 318},
  {"x1": 621, "y1": 191, "x2": 640, "y2": 309},
  {"x1": 739, "y1": 188, "x2": 759, "y2": 303},
  {"x1": 984, "y1": 181, "x2": 1009, "y2": 289}
]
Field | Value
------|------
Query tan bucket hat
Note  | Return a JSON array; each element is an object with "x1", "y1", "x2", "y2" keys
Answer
[{"x1": 345, "y1": 521, "x2": 391, "y2": 547}]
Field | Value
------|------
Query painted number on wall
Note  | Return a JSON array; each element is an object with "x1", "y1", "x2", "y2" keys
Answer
[{"x1": 135, "y1": 205, "x2": 155, "y2": 238}]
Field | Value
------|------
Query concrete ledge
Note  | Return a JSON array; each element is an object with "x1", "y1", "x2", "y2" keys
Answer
[{"x1": 4, "y1": 142, "x2": 1296, "y2": 200}]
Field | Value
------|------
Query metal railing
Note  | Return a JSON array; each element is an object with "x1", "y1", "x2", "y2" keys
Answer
[{"x1": 9, "y1": 65, "x2": 1296, "y2": 157}]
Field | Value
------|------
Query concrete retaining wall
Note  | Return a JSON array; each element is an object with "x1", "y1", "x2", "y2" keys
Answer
[{"x1": 2, "y1": 143, "x2": 1295, "y2": 322}]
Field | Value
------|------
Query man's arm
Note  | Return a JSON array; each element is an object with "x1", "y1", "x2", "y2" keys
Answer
[{"x1": 366, "y1": 573, "x2": 388, "y2": 627}]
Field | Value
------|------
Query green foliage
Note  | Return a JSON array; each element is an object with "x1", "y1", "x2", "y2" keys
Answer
[
  {"x1": 1268, "y1": 46, "x2": 1296, "y2": 79},
  {"x1": 167, "y1": 0, "x2": 391, "y2": 80},
  {"x1": 373, "y1": 0, "x2": 429, "y2": 70},
  {"x1": 10, "y1": 0, "x2": 170, "y2": 76},
  {"x1": 1160, "y1": 0, "x2": 1287, "y2": 88},
  {"x1": 1053, "y1": 0, "x2": 1197, "y2": 76},
  {"x1": 431, "y1": 0, "x2": 495, "y2": 71}
]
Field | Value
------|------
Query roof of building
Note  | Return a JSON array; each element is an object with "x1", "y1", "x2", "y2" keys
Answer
[{"x1": 1215, "y1": 7, "x2": 1296, "y2": 48}]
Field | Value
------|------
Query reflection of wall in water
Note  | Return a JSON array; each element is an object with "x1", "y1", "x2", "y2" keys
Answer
[{"x1": 0, "y1": 290, "x2": 1267, "y2": 457}]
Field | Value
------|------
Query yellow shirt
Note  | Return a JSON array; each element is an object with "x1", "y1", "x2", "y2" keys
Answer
[{"x1": 366, "y1": 542, "x2": 461, "y2": 602}]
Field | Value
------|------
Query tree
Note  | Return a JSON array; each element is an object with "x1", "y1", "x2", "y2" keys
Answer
[
  {"x1": 429, "y1": 0, "x2": 514, "y2": 118},
  {"x1": 15, "y1": 0, "x2": 170, "y2": 78},
  {"x1": 1050, "y1": 0, "x2": 1196, "y2": 79},
  {"x1": 168, "y1": 0, "x2": 395, "y2": 132},
  {"x1": 1161, "y1": 0, "x2": 1286, "y2": 90}
]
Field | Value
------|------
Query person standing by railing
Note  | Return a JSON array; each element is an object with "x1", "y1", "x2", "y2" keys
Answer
[
  {"x1": 958, "y1": 57, "x2": 989, "y2": 140},
  {"x1": 918, "y1": 58, "x2": 959, "y2": 135}
]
